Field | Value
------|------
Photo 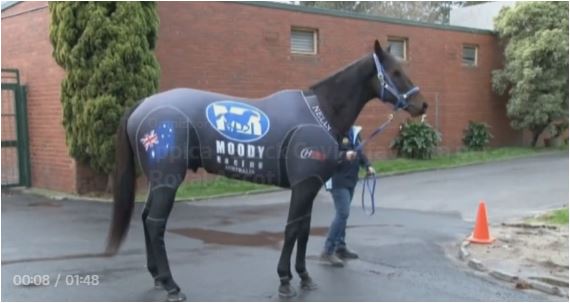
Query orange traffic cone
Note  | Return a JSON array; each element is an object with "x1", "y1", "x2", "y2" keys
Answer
[{"x1": 468, "y1": 201, "x2": 495, "y2": 244}]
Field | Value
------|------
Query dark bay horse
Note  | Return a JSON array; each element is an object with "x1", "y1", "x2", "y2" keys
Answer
[{"x1": 106, "y1": 40, "x2": 427, "y2": 301}]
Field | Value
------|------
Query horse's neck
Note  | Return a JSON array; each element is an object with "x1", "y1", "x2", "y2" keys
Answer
[{"x1": 309, "y1": 56, "x2": 376, "y2": 135}]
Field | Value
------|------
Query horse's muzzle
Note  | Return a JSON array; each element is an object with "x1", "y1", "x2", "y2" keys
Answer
[{"x1": 421, "y1": 102, "x2": 428, "y2": 114}]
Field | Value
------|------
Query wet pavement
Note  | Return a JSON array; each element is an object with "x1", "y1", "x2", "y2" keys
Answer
[{"x1": 2, "y1": 153, "x2": 567, "y2": 301}]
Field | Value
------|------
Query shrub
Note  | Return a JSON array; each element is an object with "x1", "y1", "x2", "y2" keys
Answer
[
  {"x1": 391, "y1": 121, "x2": 441, "y2": 159},
  {"x1": 463, "y1": 121, "x2": 493, "y2": 151},
  {"x1": 49, "y1": 2, "x2": 160, "y2": 175}
]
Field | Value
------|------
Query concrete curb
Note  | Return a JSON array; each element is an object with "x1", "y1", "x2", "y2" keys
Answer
[
  {"x1": 528, "y1": 280, "x2": 561, "y2": 296},
  {"x1": 8, "y1": 150, "x2": 566, "y2": 204},
  {"x1": 489, "y1": 270, "x2": 519, "y2": 283},
  {"x1": 467, "y1": 258, "x2": 486, "y2": 272},
  {"x1": 175, "y1": 187, "x2": 283, "y2": 203},
  {"x1": 9, "y1": 185, "x2": 284, "y2": 204},
  {"x1": 372, "y1": 150, "x2": 566, "y2": 179},
  {"x1": 459, "y1": 237, "x2": 567, "y2": 298},
  {"x1": 17, "y1": 187, "x2": 112, "y2": 203},
  {"x1": 458, "y1": 240, "x2": 470, "y2": 261}
]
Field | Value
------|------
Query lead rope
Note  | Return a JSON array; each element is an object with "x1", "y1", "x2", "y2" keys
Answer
[
  {"x1": 356, "y1": 113, "x2": 427, "y2": 216},
  {"x1": 361, "y1": 173, "x2": 377, "y2": 216},
  {"x1": 355, "y1": 112, "x2": 396, "y2": 152},
  {"x1": 355, "y1": 112, "x2": 396, "y2": 216}
]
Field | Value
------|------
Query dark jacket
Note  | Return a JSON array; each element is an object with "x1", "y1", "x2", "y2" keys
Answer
[{"x1": 331, "y1": 127, "x2": 371, "y2": 190}]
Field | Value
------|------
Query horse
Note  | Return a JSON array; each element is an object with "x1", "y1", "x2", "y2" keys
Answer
[
  {"x1": 106, "y1": 40, "x2": 427, "y2": 301},
  {"x1": 220, "y1": 109, "x2": 260, "y2": 134}
]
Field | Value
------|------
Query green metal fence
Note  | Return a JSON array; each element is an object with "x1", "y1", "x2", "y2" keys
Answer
[{"x1": 1, "y1": 69, "x2": 31, "y2": 187}]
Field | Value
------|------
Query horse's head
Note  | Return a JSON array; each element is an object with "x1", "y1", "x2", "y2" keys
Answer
[{"x1": 371, "y1": 40, "x2": 427, "y2": 117}]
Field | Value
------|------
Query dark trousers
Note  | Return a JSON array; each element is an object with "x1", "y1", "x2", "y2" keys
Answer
[{"x1": 323, "y1": 187, "x2": 354, "y2": 254}]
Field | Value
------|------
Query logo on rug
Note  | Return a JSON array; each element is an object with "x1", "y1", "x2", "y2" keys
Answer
[
  {"x1": 140, "y1": 122, "x2": 175, "y2": 160},
  {"x1": 300, "y1": 147, "x2": 326, "y2": 161},
  {"x1": 206, "y1": 101, "x2": 270, "y2": 143}
]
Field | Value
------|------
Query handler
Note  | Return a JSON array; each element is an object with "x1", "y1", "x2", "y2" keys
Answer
[{"x1": 321, "y1": 125, "x2": 375, "y2": 267}]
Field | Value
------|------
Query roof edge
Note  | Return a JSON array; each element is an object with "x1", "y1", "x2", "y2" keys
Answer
[{"x1": 235, "y1": 1, "x2": 496, "y2": 35}]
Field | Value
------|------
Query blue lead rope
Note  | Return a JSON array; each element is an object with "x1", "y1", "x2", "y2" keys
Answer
[
  {"x1": 354, "y1": 112, "x2": 396, "y2": 216},
  {"x1": 355, "y1": 112, "x2": 395, "y2": 152},
  {"x1": 361, "y1": 173, "x2": 377, "y2": 216}
]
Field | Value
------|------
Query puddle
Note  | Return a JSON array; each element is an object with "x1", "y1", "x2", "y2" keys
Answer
[
  {"x1": 2, "y1": 249, "x2": 142, "y2": 265},
  {"x1": 169, "y1": 227, "x2": 329, "y2": 249},
  {"x1": 168, "y1": 224, "x2": 398, "y2": 248}
]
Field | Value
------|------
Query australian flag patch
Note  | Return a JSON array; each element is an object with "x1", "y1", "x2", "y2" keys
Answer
[{"x1": 140, "y1": 121, "x2": 175, "y2": 161}]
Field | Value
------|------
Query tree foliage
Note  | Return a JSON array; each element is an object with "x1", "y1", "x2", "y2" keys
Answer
[
  {"x1": 492, "y1": 2, "x2": 569, "y2": 146},
  {"x1": 299, "y1": 1, "x2": 466, "y2": 24},
  {"x1": 49, "y1": 2, "x2": 160, "y2": 174}
]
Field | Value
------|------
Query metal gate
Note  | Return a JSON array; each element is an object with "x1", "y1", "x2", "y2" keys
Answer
[{"x1": 1, "y1": 69, "x2": 31, "y2": 187}]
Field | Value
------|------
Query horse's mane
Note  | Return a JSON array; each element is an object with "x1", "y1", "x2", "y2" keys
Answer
[{"x1": 309, "y1": 54, "x2": 373, "y2": 90}]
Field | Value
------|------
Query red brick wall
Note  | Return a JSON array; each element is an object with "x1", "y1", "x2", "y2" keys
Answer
[
  {"x1": 1, "y1": 1, "x2": 523, "y2": 193},
  {"x1": 156, "y1": 2, "x2": 522, "y2": 160},
  {"x1": 1, "y1": 1, "x2": 77, "y2": 192}
]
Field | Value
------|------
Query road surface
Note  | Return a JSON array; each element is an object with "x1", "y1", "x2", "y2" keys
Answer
[{"x1": 2, "y1": 153, "x2": 567, "y2": 301}]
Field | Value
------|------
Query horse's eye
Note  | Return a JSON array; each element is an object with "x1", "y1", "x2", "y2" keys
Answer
[{"x1": 393, "y1": 70, "x2": 401, "y2": 78}]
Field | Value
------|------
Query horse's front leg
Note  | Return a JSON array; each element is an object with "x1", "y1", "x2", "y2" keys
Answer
[
  {"x1": 295, "y1": 210, "x2": 318, "y2": 291},
  {"x1": 277, "y1": 217, "x2": 300, "y2": 298},
  {"x1": 277, "y1": 177, "x2": 322, "y2": 298}
]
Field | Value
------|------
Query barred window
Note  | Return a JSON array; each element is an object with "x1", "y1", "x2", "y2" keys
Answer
[
  {"x1": 291, "y1": 27, "x2": 317, "y2": 55},
  {"x1": 462, "y1": 45, "x2": 478, "y2": 66},
  {"x1": 388, "y1": 37, "x2": 407, "y2": 61}
]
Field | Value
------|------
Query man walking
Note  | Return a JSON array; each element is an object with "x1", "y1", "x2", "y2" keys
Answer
[{"x1": 321, "y1": 125, "x2": 375, "y2": 267}]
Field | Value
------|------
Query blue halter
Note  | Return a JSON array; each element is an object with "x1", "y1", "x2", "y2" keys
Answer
[
  {"x1": 357, "y1": 54, "x2": 421, "y2": 216},
  {"x1": 372, "y1": 53, "x2": 420, "y2": 110}
]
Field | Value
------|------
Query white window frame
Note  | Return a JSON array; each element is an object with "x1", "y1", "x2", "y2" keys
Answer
[
  {"x1": 462, "y1": 44, "x2": 478, "y2": 66},
  {"x1": 290, "y1": 27, "x2": 318, "y2": 55},
  {"x1": 387, "y1": 37, "x2": 408, "y2": 61}
]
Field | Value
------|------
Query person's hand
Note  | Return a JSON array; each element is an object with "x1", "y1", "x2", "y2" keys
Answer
[
  {"x1": 367, "y1": 166, "x2": 376, "y2": 175},
  {"x1": 346, "y1": 150, "x2": 357, "y2": 161}
]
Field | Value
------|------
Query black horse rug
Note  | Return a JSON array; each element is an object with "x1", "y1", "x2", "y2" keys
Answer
[{"x1": 128, "y1": 88, "x2": 338, "y2": 188}]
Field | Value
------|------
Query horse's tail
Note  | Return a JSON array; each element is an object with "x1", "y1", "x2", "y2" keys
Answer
[{"x1": 105, "y1": 102, "x2": 140, "y2": 256}]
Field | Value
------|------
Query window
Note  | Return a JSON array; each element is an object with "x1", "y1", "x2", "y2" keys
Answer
[
  {"x1": 462, "y1": 45, "x2": 478, "y2": 66},
  {"x1": 291, "y1": 27, "x2": 317, "y2": 54},
  {"x1": 388, "y1": 37, "x2": 407, "y2": 61}
]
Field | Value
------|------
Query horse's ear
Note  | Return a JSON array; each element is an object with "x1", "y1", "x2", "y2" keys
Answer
[{"x1": 374, "y1": 39, "x2": 385, "y2": 61}]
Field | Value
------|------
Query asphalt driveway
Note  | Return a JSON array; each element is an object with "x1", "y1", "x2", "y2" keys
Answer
[{"x1": 2, "y1": 152, "x2": 567, "y2": 301}]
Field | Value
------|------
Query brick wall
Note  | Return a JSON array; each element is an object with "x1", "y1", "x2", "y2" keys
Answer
[
  {"x1": 1, "y1": 2, "x2": 523, "y2": 193},
  {"x1": 1, "y1": 1, "x2": 78, "y2": 192},
  {"x1": 156, "y1": 2, "x2": 522, "y2": 160}
]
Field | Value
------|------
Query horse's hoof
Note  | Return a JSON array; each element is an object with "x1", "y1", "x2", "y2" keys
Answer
[
  {"x1": 300, "y1": 278, "x2": 318, "y2": 291},
  {"x1": 166, "y1": 291, "x2": 186, "y2": 302},
  {"x1": 278, "y1": 284, "x2": 297, "y2": 299},
  {"x1": 154, "y1": 280, "x2": 164, "y2": 290}
]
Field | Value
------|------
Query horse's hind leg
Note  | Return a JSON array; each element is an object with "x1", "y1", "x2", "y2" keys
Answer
[
  {"x1": 142, "y1": 192, "x2": 161, "y2": 288},
  {"x1": 145, "y1": 184, "x2": 186, "y2": 301},
  {"x1": 135, "y1": 106, "x2": 190, "y2": 300},
  {"x1": 277, "y1": 177, "x2": 322, "y2": 298}
]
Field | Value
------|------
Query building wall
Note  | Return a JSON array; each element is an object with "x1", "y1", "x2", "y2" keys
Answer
[
  {"x1": 1, "y1": 1, "x2": 79, "y2": 192},
  {"x1": 156, "y1": 2, "x2": 521, "y2": 160},
  {"x1": 1, "y1": 1, "x2": 522, "y2": 193}
]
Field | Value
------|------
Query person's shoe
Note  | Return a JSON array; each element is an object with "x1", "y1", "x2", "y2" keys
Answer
[
  {"x1": 320, "y1": 252, "x2": 344, "y2": 267},
  {"x1": 336, "y1": 247, "x2": 359, "y2": 259}
]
